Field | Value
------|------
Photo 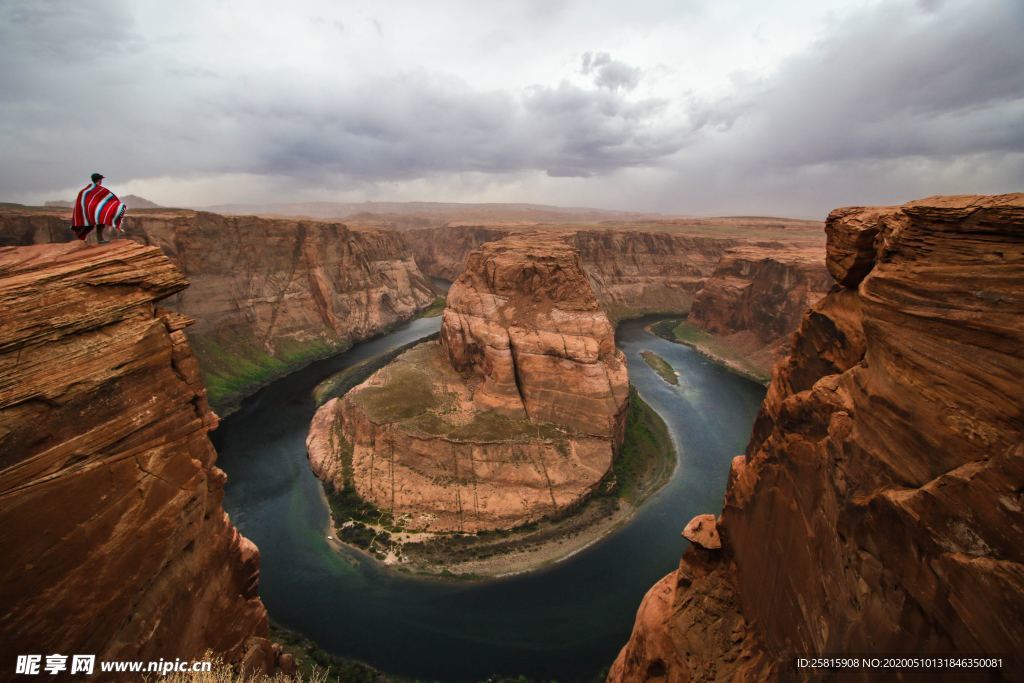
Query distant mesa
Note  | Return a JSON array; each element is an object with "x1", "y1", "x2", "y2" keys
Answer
[
  {"x1": 307, "y1": 233, "x2": 630, "y2": 532},
  {"x1": 45, "y1": 194, "x2": 161, "y2": 209}
]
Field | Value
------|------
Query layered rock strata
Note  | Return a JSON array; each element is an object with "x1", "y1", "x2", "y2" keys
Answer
[
  {"x1": 402, "y1": 225, "x2": 751, "y2": 318},
  {"x1": 687, "y1": 247, "x2": 832, "y2": 372},
  {"x1": 308, "y1": 234, "x2": 629, "y2": 532},
  {"x1": 610, "y1": 194, "x2": 1024, "y2": 681},
  {"x1": 401, "y1": 223, "x2": 829, "y2": 372},
  {"x1": 0, "y1": 241, "x2": 269, "y2": 666},
  {"x1": 0, "y1": 208, "x2": 437, "y2": 413}
]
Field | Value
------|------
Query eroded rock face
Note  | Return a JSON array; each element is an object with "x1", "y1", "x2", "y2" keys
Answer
[
  {"x1": 0, "y1": 208, "x2": 436, "y2": 413},
  {"x1": 610, "y1": 194, "x2": 1024, "y2": 682},
  {"x1": 401, "y1": 223, "x2": 829, "y2": 376},
  {"x1": 441, "y1": 234, "x2": 629, "y2": 438},
  {"x1": 308, "y1": 234, "x2": 628, "y2": 532},
  {"x1": 401, "y1": 225, "x2": 748, "y2": 318},
  {"x1": 681, "y1": 514, "x2": 721, "y2": 551},
  {"x1": 688, "y1": 247, "x2": 833, "y2": 372},
  {"x1": 0, "y1": 241, "x2": 268, "y2": 665}
]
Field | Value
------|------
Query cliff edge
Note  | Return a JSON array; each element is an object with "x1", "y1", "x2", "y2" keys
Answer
[
  {"x1": 0, "y1": 241, "x2": 271, "y2": 668},
  {"x1": 609, "y1": 194, "x2": 1024, "y2": 682},
  {"x1": 0, "y1": 208, "x2": 438, "y2": 415}
]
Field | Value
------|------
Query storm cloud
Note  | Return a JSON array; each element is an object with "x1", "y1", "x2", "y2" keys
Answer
[{"x1": 0, "y1": 0, "x2": 1020, "y2": 215}]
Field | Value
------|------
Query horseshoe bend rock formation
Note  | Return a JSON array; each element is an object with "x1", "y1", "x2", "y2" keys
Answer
[
  {"x1": 0, "y1": 207, "x2": 437, "y2": 414},
  {"x1": 308, "y1": 234, "x2": 629, "y2": 532},
  {"x1": 0, "y1": 241, "x2": 271, "y2": 667},
  {"x1": 609, "y1": 194, "x2": 1024, "y2": 682}
]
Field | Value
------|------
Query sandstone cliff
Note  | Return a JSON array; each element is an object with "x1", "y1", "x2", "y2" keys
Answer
[
  {"x1": 568, "y1": 230, "x2": 742, "y2": 320},
  {"x1": 308, "y1": 234, "x2": 629, "y2": 532},
  {"x1": 686, "y1": 247, "x2": 832, "y2": 372},
  {"x1": 610, "y1": 194, "x2": 1024, "y2": 682},
  {"x1": 0, "y1": 241, "x2": 270, "y2": 668},
  {"x1": 440, "y1": 234, "x2": 629, "y2": 438},
  {"x1": 404, "y1": 222, "x2": 830, "y2": 378},
  {"x1": 0, "y1": 208, "x2": 437, "y2": 413},
  {"x1": 401, "y1": 225, "x2": 743, "y2": 318}
]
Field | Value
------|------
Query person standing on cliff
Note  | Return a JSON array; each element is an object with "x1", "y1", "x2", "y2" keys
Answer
[{"x1": 71, "y1": 173, "x2": 126, "y2": 244}]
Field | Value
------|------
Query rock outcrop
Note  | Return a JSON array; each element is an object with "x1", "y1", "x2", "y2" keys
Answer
[
  {"x1": 440, "y1": 234, "x2": 629, "y2": 438},
  {"x1": 610, "y1": 194, "x2": 1024, "y2": 682},
  {"x1": 403, "y1": 225, "x2": 750, "y2": 318},
  {"x1": 401, "y1": 225, "x2": 513, "y2": 281},
  {"x1": 401, "y1": 222, "x2": 828, "y2": 376},
  {"x1": 687, "y1": 247, "x2": 833, "y2": 372},
  {"x1": 130, "y1": 211, "x2": 436, "y2": 412},
  {"x1": 0, "y1": 208, "x2": 437, "y2": 413},
  {"x1": 0, "y1": 241, "x2": 269, "y2": 666},
  {"x1": 308, "y1": 234, "x2": 629, "y2": 532},
  {"x1": 568, "y1": 230, "x2": 742, "y2": 320}
]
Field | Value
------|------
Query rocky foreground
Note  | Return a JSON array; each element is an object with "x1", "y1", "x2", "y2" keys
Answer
[
  {"x1": 609, "y1": 194, "x2": 1024, "y2": 681},
  {"x1": 0, "y1": 241, "x2": 288, "y2": 673},
  {"x1": 308, "y1": 234, "x2": 629, "y2": 533}
]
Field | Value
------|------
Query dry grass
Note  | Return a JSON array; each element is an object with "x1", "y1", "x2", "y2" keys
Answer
[{"x1": 145, "y1": 655, "x2": 329, "y2": 683}]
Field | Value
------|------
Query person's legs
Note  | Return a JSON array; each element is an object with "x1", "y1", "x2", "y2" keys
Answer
[{"x1": 96, "y1": 225, "x2": 110, "y2": 243}]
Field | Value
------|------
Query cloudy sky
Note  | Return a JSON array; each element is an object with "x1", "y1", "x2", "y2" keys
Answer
[{"x1": 1, "y1": 0, "x2": 1021, "y2": 217}]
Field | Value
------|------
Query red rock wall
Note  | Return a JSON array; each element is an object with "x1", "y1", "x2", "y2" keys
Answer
[
  {"x1": 440, "y1": 233, "x2": 629, "y2": 439},
  {"x1": 401, "y1": 224, "x2": 745, "y2": 318},
  {"x1": 400, "y1": 224, "x2": 512, "y2": 281},
  {"x1": 687, "y1": 247, "x2": 833, "y2": 372},
  {"x1": 0, "y1": 208, "x2": 437, "y2": 413},
  {"x1": 610, "y1": 194, "x2": 1024, "y2": 682},
  {"x1": 0, "y1": 241, "x2": 268, "y2": 667}
]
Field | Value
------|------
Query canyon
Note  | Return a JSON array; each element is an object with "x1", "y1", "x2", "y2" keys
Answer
[
  {"x1": 308, "y1": 233, "x2": 629, "y2": 533},
  {"x1": 0, "y1": 207, "x2": 437, "y2": 414},
  {"x1": 1, "y1": 206, "x2": 828, "y2": 403},
  {"x1": 0, "y1": 241, "x2": 285, "y2": 673},
  {"x1": 402, "y1": 221, "x2": 830, "y2": 374},
  {"x1": 1, "y1": 194, "x2": 1018, "y2": 680},
  {"x1": 609, "y1": 194, "x2": 1024, "y2": 681}
]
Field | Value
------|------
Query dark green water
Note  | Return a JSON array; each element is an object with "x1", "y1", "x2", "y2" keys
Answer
[{"x1": 214, "y1": 316, "x2": 765, "y2": 682}]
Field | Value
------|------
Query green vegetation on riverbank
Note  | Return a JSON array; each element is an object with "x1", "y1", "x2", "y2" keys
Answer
[
  {"x1": 641, "y1": 350, "x2": 678, "y2": 385},
  {"x1": 268, "y1": 620, "x2": 396, "y2": 682},
  {"x1": 319, "y1": 383, "x2": 675, "y2": 575},
  {"x1": 192, "y1": 332, "x2": 338, "y2": 415},
  {"x1": 603, "y1": 299, "x2": 693, "y2": 325},
  {"x1": 194, "y1": 298, "x2": 444, "y2": 415},
  {"x1": 609, "y1": 386, "x2": 675, "y2": 504},
  {"x1": 322, "y1": 427, "x2": 396, "y2": 557},
  {"x1": 313, "y1": 333, "x2": 440, "y2": 406},
  {"x1": 385, "y1": 387, "x2": 675, "y2": 574},
  {"x1": 649, "y1": 318, "x2": 770, "y2": 384},
  {"x1": 414, "y1": 295, "x2": 446, "y2": 318}
]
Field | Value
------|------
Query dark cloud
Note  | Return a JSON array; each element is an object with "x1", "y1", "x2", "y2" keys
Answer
[
  {"x1": 0, "y1": 3, "x2": 686, "y2": 196},
  {"x1": 0, "y1": 0, "x2": 1020, "y2": 214},
  {"x1": 687, "y1": 0, "x2": 1024, "y2": 169},
  {"x1": 581, "y1": 51, "x2": 642, "y2": 91}
]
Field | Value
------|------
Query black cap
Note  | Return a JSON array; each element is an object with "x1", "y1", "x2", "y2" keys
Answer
[{"x1": 91, "y1": 172, "x2": 105, "y2": 183}]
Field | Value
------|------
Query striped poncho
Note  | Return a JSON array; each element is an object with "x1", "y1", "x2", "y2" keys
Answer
[{"x1": 71, "y1": 183, "x2": 127, "y2": 235}]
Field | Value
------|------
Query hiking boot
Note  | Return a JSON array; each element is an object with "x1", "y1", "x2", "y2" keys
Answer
[{"x1": 98, "y1": 238, "x2": 111, "y2": 244}]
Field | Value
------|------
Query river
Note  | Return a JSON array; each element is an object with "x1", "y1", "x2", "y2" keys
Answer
[{"x1": 214, "y1": 316, "x2": 765, "y2": 682}]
